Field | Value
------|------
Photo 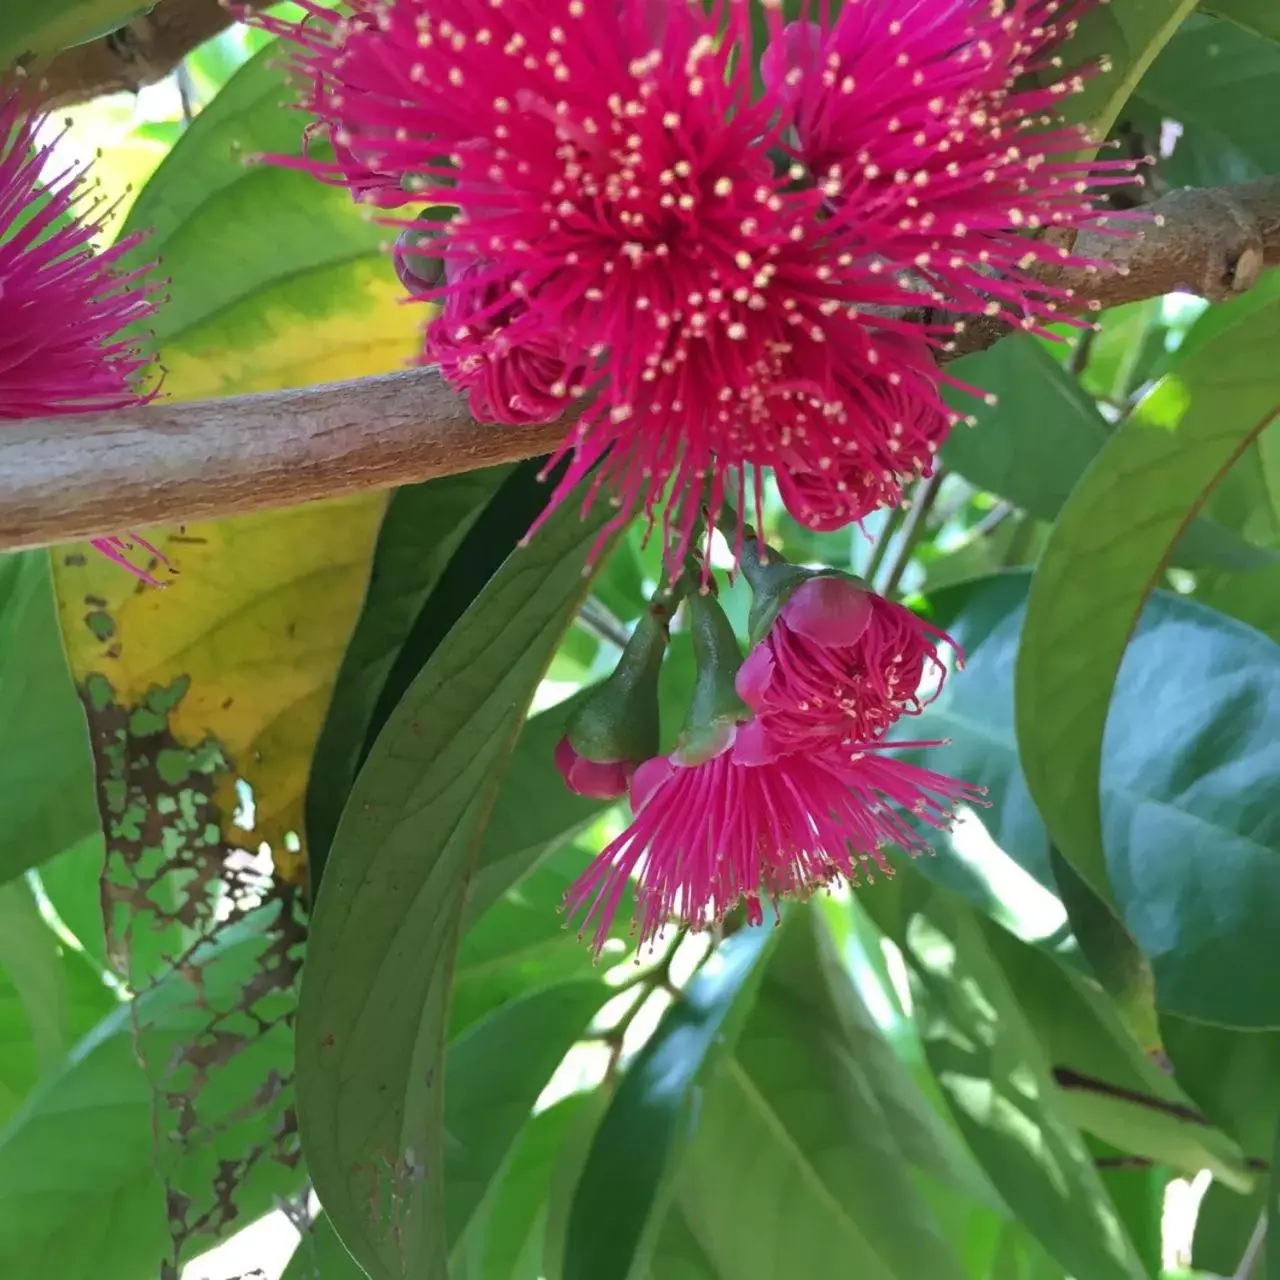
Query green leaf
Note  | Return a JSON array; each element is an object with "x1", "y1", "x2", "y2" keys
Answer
[
  {"x1": 717, "y1": 907, "x2": 967, "y2": 1278},
  {"x1": 306, "y1": 466, "x2": 512, "y2": 880},
  {"x1": 563, "y1": 928, "x2": 775, "y2": 1280},
  {"x1": 283, "y1": 1213, "x2": 369, "y2": 1280},
  {"x1": 0, "y1": 0, "x2": 153, "y2": 62},
  {"x1": 445, "y1": 981, "x2": 607, "y2": 1250},
  {"x1": 0, "y1": 882, "x2": 114, "y2": 1126},
  {"x1": 1015, "y1": 297, "x2": 1280, "y2": 913},
  {"x1": 892, "y1": 888, "x2": 1148, "y2": 1280},
  {"x1": 1059, "y1": 0, "x2": 1200, "y2": 139},
  {"x1": 451, "y1": 845, "x2": 598, "y2": 1038},
  {"x1": 295, "y1": 493, "x2": 617, "y2": 1280},
  {"x1": 0, "y1": 552, "x2": 98, "y2": 884},
  {"x1": 944, "y1": 337, "x2": 1273, "y2": 571},
  {"x1": 1205, "y1": 0, "x2": 1280, "y2": 42},
  {"x1": 1162, "y1": 1016, "x2": 1280, "y2": 1158},
  {"x1": 1136, "y1": 16, "x2": 1280, "y2": 179},
  {"x1": 0, "y1": 913, "x2": 301, "y2": 1280},
  {"x1": 917, "y1": 569, "x2": 1280, "y2": 1028},
  {"x1": 455, "y1": 1094, "x2": 591, "y2": 1280},
  {"x1": 644, "y1": 1207, "x2": 721, "y2": 1280},
  {"x1": 541, "y1": 1085, "x2": 609, "y2": 1280},
  {"x1": 1191, "y1": 1180, "x2": 1267, "y2": 1277}
]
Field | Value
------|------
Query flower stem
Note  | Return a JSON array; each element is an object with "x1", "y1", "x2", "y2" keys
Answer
[{"x1": 880, "y1": 470, "x2": 947, "y2": 599}]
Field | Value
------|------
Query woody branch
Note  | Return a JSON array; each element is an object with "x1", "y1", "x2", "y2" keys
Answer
[{"x1": 0, "y1": 175, "x2": 1277, "y2": 555}]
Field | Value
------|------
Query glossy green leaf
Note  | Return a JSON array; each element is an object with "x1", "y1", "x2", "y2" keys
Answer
[
  {"x1": 977, "y1": 921, "x2": 1249, "y2": 1186},
  {"x1": 717, "y1": 907, "x2": 966, "y2": 1277},
  {"x1": 283, "y1": 1213, "x2": 369, "y2": 1280},
  {"x1": 563, "y1": 928, "x2": 774, "y2": 1280},
  {"x1": 455, "y1": 1095, "x2": 590, "y2": 1280},
  {"x1": 0, "y1": 552, "x2": 98, "y2": 885},
  {"x1": 645, "y1": 1207, "x2": 721, "y2": 1280},
  {"x1": 1206, "y1": 0, "x2": 1280, "y2": 41},
  {"x1": 0, "y1": 883, "x2": 114, "y2": 1127},
  {"x1": 944, "y1": 337, "x2": 1272, "y2": 571},
  {"x1": 894, "y1": 889, "x2": 1147, "y2": 1280},
  {"x1": 445, "y1": 981, "x2": 607, "y2": 1249},
  {"x1": 916, "y1": 570, "x2": 1280, "y2": 1028},
  {"x1": 295, "y1": 494, "x2": 616, "y2": 1280},
  {"x1": 1191, "y1": 1180, "x2": 1267, "y2": 1278},
  {"x1": 541, "y1": 1085, "x2": 609, "y2": 1280},
  {"x1": 1162, "y1": 1016, "x2": 1280, "y2": 1158},
  {"x1": 306, "y1": 466, "x2": 512, "y2": 880},
  {"x1": 1015, "y1": 296, "x2": 1280, "y2": 912},
  {"x1": 0, "y1": 913, "x2": 301, "y2": 1280},
  {"x1": 1059, "y1": 0, "x2": 1199, "y2": 139},
  {"x1": 1137, "y1": 17, "x2": 1280, "y2": 179},
  {"x1": 451, "y1": 844, "x2": 597, "y2": 1038}
]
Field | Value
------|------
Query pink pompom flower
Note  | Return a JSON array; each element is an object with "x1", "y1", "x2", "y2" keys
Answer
[
  {"x1": 0, "y1": 80, "x2": 166, "y2": 584},
  {"x1": 564, "y1": 724, "x2": 979, "y2": 954},
  {"x1": 737, "y1": 575, "x2": 957, "y2": 748}
]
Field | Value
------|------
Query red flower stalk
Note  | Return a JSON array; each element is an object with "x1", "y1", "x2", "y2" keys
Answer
[
  {"x1": 760, "y1": 0, "x2": 1139, "y2": 337},
  {"x1": 736, "y1": 575, "x2": 957, "y2": 748},
  {"x1": 0, "y1": 80, "x2": 165, "y2": 584},
  {"x1": 564, "y1": 728, "x2": 979, "y2": 953}
]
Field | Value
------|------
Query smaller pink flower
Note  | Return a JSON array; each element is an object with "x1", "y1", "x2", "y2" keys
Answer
[
  {"x1": 564, "y1": 725, "x2": 978, "y2": 954},
  {"x1": 737, "y1": 577, "x2": 956, "y2": 747},
  {"x1": 424, "y1": 258, "x2": 572, "y2": 427},
  {"x1": 554, "y1": 735, "x2": 632, "y2": 802}
]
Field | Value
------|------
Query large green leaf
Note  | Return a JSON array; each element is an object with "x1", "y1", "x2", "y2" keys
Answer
[
  {"x1": 455, "y1": 1094, "x2": 592, "y2": 1280},
  {"x1": 699, "y1": 908, "x2": 967, "y2": 1278},
  {"x1": 882, "y1": 885, "x2": 1148, "y2": 1280},
  {"x1": 1136, "y1": 16, "x2": 1280, "y2": 179},
  {"x1": 295, "y1": 494, "x2": 616, "y2": 1280},
  {"x1": 445, "y1": 981, "x2": 607, "y2": 1251},
  {"x1": 944, "y1": 337, "x2": 1273, "y2": 570},
  {"x1": 1205, "y1": 0, "x2": 1280, "y2": 41},
  {"x1": 305, "y1": 466, "x2": 512, "y2": 880},
  {"x1": 1060, "y1": 0, "x2": 1199, "y2": 139},
  {"x1": 0, "y1": 882, "x2": 114, "y2": 1126},
  {"x1": 563, "y1": 928, "x2": 775, "y2": 1280},
  {"x1": 283, "y1": 1213, "x2": 369, "y2": 1280},
  {"x1": 914, "y1": 571, "x2": 1280, "y2": 1028},
  {"x1": 0, "y1": 914, "x2": 301, "y2": 1279},
  {"x1": 981, "y1": 926, "x2": 1249, "y2": 1189},
  {"x1": 1015, "y1": 296, "x2": 1280, "y2": 913},
  {"x1": 0, "y1": 553, "x2": 98, "y2": 884}
]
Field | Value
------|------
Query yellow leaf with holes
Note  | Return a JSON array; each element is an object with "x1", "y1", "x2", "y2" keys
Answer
[{"x1": 51, "y1": 47, "x2": 425, "y2": 893}]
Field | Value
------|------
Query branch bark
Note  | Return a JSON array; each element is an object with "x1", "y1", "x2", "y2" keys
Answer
[
  {"x1": 2, "y1": 176, "x2": 1279, "y2": 555},
  {"x1": 37, "y1": 0, "x2": 268, "y2": 108}
]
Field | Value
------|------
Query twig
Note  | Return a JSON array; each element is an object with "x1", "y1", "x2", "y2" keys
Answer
[
  {"x1": 1, "y1": 177, "x2": 1279, "y2": 555},
  {"x1": 880, "y1": 470, "x2": 946, "y2": 599},
  {"x1": 579, "y1": 597, "x2": 630, "y2": 650}
]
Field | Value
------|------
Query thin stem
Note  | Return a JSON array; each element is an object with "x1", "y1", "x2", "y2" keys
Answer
[
  {"x1": 1067, "y1": 323, "x2": 1099, "y2": 379},
  {"x1": 862, "y1": 502, "x2": 909, "y2": 586},
  {"x1": 880, "y1": 470, "x2": 946, "y2": 599},
  {"x1": 1235, "y1": 1214, "x2": 1267, "y2": 1280},
  {"x1": 579, "y1": 598, "x2": 629, "y2": 650}
]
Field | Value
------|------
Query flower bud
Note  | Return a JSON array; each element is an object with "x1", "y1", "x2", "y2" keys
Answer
[
  {"x1": 674, "y1": 591, "x2": 753, "y2": 766},
  {"x1": 557, "y1": 610, "x2": 668, "y2": 797}
]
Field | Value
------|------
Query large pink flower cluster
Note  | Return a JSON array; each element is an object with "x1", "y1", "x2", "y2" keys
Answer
[{"x1": 260, "y1": 0, "x2": 1128, "y2": 570}]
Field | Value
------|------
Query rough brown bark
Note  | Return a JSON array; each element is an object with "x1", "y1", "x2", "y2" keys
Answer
[{"x1": 2, "y1": 176, "x2": 1279, "y2": 554}]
